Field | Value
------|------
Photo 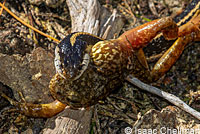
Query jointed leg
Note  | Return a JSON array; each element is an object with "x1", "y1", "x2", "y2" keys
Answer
[
  {"x1": 1, "y1": 92, "x2": 66, "y2": 118},
  {"x1": 151, "y1": 11, "x2": 200, "y2": 81},
  {"x1": 151, "y1": 35, "x2": 194, "y2": 81}
]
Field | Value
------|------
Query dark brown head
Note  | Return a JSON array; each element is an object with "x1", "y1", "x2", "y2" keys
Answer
[{"x1": 57, "y1": 32, "x2": 103, "y2": 79}]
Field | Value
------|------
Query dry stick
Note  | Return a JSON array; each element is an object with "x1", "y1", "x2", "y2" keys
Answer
[
  {"x1": 0, "y1": 0, "x2": 6, "y2": 16},
  {"x1": 148, "y1": 0, "x2": 159, "y2": 17},
  {"x1": 124, "y1": 0, "x2": 136, "y2": 25},
  {"x1": 126, "y1": 75, "x2": 200, "y2": 120},
  {"x1": 0, "y1": 2, "x2": 60, "y2": 43}
]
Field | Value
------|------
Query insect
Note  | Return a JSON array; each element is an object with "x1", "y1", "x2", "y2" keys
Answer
[{"x1": 0, "y1": 0, "x2": 200, "y2": 118}]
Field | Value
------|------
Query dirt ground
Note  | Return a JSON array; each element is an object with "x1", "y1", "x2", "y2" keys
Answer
[{"x1": 0, "y1": 0, "x2": 200, "y2": 134}]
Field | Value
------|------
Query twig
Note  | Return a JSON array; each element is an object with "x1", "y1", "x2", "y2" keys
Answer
[
  {"x1": 0, "y1": 0, "x2": 6, "y2": 16},
  {"x1": 146, "y1": 52, "x2": 164, "y2": 63},
  {"x1": 148, "y1": 0, "x2": 159, "y2": 17},
  {"x1": 0, "y1": 2, "x2": 60, "y2": 43},
  {"x1": 126, "y1": 75, "x2": 200, "y2": 120},
  {"x1": 94, "y1": 106, "x2": 102, "y2": 134},
  {"x1": 124, "y1": 0, "x2": 136, "y2": 25},
  {"x1": 99, "y1": 9, "x2": 117, "y2": 38},
  {"x1": 118, "y1": 3, "x2": 136, "y2": 25}
]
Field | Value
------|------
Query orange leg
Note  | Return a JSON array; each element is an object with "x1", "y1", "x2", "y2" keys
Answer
[
  {"x1": 1, "y1": 92, "x2": 66, "y2": 118},
  {"x1": 151, "y1": 35, "x2": 196, "y2": 81},
  {"x1": 178, "y1": 10, "x2": 200, "y2": 37},
  {"x1": 151, "y1": 11, "x2": 200, "y2": 81},
  {"x1": 118, "y1": 17, "x2": 178, "y2": 50}
]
